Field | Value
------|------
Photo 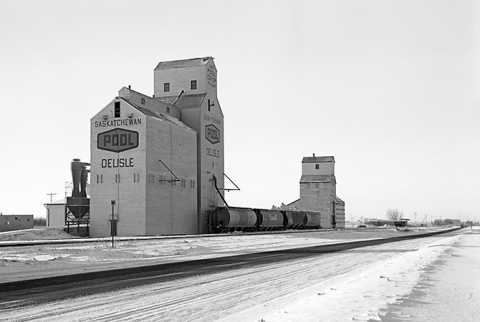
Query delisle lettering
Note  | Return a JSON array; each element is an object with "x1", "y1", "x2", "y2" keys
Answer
[{"x1": 101, "y1": 158, "x2": 135, "y2": 168}]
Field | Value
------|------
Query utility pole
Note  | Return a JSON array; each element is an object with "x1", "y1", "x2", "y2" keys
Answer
[{"x1": 47, "y1": 193, "x2": 56, "y2": 203}]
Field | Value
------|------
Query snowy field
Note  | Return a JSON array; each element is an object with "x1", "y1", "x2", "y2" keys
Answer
[
  {"x1": 1, "y1": 227, "x2": 478, "y2": 321},
  {"x1": 222, "y1": 227, "x2": 480, "y2": 322}
]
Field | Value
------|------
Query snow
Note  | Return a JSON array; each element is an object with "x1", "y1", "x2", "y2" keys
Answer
[
  {"x1": 1, "y1": 229, "x2": 406, "y2": 284},
  {"x1": 1, "y1": 227, "x2": 479, "y2": 321},
  {"x1": 221, "y1": 227, "x2": 480, "y2": 322}
]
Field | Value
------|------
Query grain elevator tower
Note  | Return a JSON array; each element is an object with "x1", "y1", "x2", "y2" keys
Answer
[{"x1": 154, "y1": 57, "x2": 225, "y2": 234}]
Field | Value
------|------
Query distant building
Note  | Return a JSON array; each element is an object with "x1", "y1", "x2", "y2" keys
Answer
[
  {"x1": 451, "y1": 219, "x2": 461, "y2": 226},
  {"x1": 0, "y1": 214, "x2": 34, "y2": 232},
  {"x1": 283, "y1": 155, "x2": 345, "y2": 228},
  {"x1": 365, "y1": 218, "x2": 408, "y2": 227}
]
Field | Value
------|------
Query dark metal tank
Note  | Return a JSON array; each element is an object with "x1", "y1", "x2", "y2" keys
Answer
[
  {"x1": 283, "y1": 211, "x2": 306, "y2": 229},
  {"x1": 256, "y1": 209, "x2": 284, "y2": 231},
  {"x1": 66, "y1": 158, "x2": 90, "y2": 219},
  {"x1": 213, "y1": 207, "x2": 257, "y2": 232}
]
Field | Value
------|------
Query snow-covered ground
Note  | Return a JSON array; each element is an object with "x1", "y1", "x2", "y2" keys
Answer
[
  {"x1": 222, "y1": 227, "x2": 480, "y2": 322},
  {"x1": 0, "y1": 227, "x2": 427, "y2": 283},
  {"x1": 1, "y1": 227, "x2": 478, "y2": 321}
]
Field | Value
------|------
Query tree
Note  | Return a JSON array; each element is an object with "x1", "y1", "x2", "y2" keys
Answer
[
  {"x1": 386, "y1": 208, "x2": 404, "y2": 221},
  {"x1": 34, "y1": 217, "x2": 46, "y2": 226}
]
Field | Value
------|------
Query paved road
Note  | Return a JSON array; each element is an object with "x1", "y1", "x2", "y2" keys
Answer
[{"x1": 0, "y1": 228, "x2": 461, "y2": 316}]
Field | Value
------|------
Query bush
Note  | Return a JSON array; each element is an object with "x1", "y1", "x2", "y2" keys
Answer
[{"x1": 34, "y1": 217, "x2": 46, "y2": 226}]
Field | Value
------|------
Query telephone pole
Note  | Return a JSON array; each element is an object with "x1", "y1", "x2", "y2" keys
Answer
[{"x1": 47, "y1": 193, "x2": 56, "y2": 203}]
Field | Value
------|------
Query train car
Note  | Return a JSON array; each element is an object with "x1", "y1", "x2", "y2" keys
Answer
[
  {"x1": 210, "y1": 207, "x2": 326, "y2": 233},
  {"x1": 211, "y1": 207, "x2": 257, "y2": 232},
  {"x1": 255, "y1": 209, "x2": 284, "y2": 231},
  {"x1": 282, "y1": 210, "x2": 306, "y2": 229},
  {"x1": 304, "y1": 212, "x2": 322, "y2": 229}
]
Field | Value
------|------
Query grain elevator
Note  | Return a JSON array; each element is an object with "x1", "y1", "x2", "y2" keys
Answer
[{"x1": 90, "y1": 57, "x2": 224, "y2": 237}]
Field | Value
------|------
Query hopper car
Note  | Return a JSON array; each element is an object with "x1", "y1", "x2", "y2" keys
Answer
[{"x1": 209, "y1": 207, "x2": 322, "y2": 233}]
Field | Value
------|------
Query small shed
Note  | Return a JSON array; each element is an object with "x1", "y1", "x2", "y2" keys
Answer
[{"x1": 44, "y1": 201, "x2": 67, "y2": 228}]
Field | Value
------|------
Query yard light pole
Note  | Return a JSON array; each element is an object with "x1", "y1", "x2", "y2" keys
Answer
[{"x1": 111, "y1": 200, "x2": 116, "y2": 248}]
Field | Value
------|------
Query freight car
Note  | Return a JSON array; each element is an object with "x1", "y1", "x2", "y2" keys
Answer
[{"x1": 208, "y1": 207, "x2": 322, "y2": 233}]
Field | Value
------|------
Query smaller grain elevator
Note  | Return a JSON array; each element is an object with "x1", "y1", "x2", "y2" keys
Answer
[{"x1": 287, "y1": 155, "x2": 345, "y2": 228}]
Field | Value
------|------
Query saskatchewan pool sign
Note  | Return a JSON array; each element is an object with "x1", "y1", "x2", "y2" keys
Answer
[
  {"x1": 205, "y1": 124, "x2": 220, "y2": 144},
  {"x1": 97, "y1": 128, "x2": 139, "y2": 153}
]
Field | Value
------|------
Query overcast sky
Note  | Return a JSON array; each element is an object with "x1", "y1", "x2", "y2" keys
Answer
[{"x1": 1, "y1": 0, "x2": 479, "y2": 224}]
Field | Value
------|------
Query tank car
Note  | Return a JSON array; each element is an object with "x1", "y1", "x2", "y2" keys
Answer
[
  {"x1": 304, "y1": 212, "x2": 322, "y2": 229},
  {"x1": 211, "y1": 207, "x2": 257, "y2": 232},
  {"x1": 210, "y1": 206, "x2": 325, "y2": 233},
  {"x1": 282, "y1": 210, "x2": 306, "y2": 229},
  {"x1": 255, "y1": 209, "x2": 284, "y2": 231}
]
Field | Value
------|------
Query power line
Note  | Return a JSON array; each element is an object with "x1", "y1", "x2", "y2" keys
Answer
[{"x1": 0, "y1": 188, "x2": 49, "y2": 194}]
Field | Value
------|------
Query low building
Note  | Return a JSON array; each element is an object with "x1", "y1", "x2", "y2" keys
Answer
[
  {"x1": 44, "y1": 200, "x2": 67, "y2": 229},
  {"x1": 365, "y1": 218, "x2": 408, "y2": 227},
  {"x1": 0, "y1": 214, "x2": 34, "y2": 232}
]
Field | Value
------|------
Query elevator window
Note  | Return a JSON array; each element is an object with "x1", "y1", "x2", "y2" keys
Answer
[{"x1": 114, "y1": 102, "x2": 121, "y2": 118}]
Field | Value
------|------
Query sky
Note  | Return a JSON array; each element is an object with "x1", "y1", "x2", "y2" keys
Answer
[{"x1": 0, "y1": 0, "x2": 479, "y2": 224}]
